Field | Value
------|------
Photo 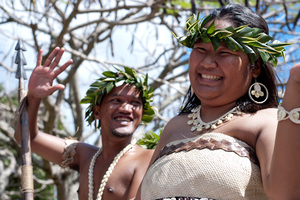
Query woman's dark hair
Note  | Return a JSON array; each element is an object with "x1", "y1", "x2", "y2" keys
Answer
[{"x1": 179, "y1": 4, "x2": 279, "y2": 114}]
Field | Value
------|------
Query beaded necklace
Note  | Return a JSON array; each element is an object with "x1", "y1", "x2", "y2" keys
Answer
[
  {"x1": 88, "y1": 143, "x2": 134, "y2": 200},
  {"x1": 188, "y1": 105, "x2": 242, "y2": 132}
]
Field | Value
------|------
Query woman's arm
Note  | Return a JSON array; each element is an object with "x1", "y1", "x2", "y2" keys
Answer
[
  {"x1": 269, "y1": 63, "x2": 300, "y2": 199},
  {"x1": 258, "y1": 63, "x2": 300, "y2": 200}
]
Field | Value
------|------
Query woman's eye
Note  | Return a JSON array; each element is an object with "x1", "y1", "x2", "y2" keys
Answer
[
  {"x1": 195, "y1": 47, "x2": 206, "y2": 52},
  {"x1": 219, "y1": 51, "x2": 232, "y2": 55}
]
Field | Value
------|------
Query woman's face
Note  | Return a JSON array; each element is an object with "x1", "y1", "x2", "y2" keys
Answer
[{"x1": 189, "y1": 20, "x2": 256, "y2": 107}]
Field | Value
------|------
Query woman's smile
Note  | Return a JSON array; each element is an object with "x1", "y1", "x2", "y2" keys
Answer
[{"x1": 200, "y1": 73, "x2": 223, "y2": 81}]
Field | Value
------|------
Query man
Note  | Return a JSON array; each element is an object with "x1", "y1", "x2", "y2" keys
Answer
[{"x1": 15, "y1": 47, "x2": 155, "y2": 200}]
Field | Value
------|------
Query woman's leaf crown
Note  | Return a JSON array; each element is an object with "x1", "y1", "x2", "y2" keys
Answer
[{"x1": 174, "y1": 14, "x2": 292, "y2": 66}]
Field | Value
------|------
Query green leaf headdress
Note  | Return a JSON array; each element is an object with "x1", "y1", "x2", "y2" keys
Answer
[
  {"x1": 174, "y1": 14, "x2": 292, "y2": 66},
  {"x1": 80, "y1": 65, "x2": 155, "y2": 129}
]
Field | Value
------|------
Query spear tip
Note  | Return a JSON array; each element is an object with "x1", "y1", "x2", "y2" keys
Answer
[
  {"x1": 15, "y1": 40, "x2": 27, "y2": 80},
  {"x1": 15, "y1": 39, "x2": 27, "y2": 51}
]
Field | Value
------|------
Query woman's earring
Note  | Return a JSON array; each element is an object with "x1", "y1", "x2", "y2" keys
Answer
[{"x1": 248, "y1": 80, "x2": 269, "y2": 104}]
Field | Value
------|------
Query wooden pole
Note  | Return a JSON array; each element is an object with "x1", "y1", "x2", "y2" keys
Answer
[{"x1": 15, "y1": 39, "x2": 34, "y2": 200}]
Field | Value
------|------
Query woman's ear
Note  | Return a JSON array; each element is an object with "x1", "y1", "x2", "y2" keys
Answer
[
  {"x1": 252, "y1": 60, "x2": 262, "y2": 78},
  {"x1": 93, "y1": 105, "x2": 101, "y2": 120}
]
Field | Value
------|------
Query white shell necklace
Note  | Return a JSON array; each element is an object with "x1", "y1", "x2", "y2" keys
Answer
[
  {"x1": 188, "y1": 105, "x2": 242, "y2": 132},
  {"x1": 88, "y1": 143, "x2": 134, "y2": 200}
]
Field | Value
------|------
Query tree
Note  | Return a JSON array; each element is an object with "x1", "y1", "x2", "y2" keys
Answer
[{"x1": 0, "y1": 0, "x2": 299, "y2": 199}]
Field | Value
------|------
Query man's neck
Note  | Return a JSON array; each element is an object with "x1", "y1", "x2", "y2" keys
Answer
[{"x1": 100, "y1": 135, "x2": 133, "y2": 159}]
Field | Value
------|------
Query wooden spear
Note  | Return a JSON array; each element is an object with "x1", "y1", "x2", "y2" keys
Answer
[{"x1": 15, "y1": 39, "x2": 34, "y2": 200}]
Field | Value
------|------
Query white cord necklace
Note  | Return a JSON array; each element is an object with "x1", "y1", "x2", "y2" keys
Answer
[
  {"x1": 188, "y1": 105, "x2": 242, "y2": 132},
  {"x1": 88, "y1": 143, "x2": 134, "y2": 200}
]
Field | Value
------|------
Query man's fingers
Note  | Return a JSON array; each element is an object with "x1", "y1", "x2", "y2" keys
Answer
[
  {"x1": 53, "y1": 59, "x2": 73, "y2": 77},
  {"x1": 43, "y1": 47, "x2": 60, "y2": 67},
  {"x1": 36, "y1": 49, "x2": 43, "y2": 67},
  {"x1": 49, "y1": 48, "x2": 65, "y2": 70},
  {"x1": 46, "y1": 84, "x2": 66, "y2": 96},
  {"x1": 51, "y1": 84, "x2": 66, "y2": 92}
]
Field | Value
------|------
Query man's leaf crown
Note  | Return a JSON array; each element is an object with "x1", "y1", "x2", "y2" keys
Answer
[
  {"x1": 80, "y1": 65, "x2": 155, "y2": 129},
  {"x1": 174, "y1": 14, "x2": 292, "y2": 66}
]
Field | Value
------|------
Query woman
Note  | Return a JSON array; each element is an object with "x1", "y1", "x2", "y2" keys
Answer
[{"x1": 137, "y1": 4, "x2": 300, "y2": 200}]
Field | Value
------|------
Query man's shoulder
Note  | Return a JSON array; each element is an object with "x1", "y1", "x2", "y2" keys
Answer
[
  {"x1": 134, "y1": 144, "x2": 154, "y2": 155},
  {"x1": 131, "y1": 144, "x2": 154, "y2": 161},
  {"x1": 76, "y1": 142, "x2": 98, "y2": 151},
  {"x1": 75, "y1": 142, "x2": 100, "y2": 161}
]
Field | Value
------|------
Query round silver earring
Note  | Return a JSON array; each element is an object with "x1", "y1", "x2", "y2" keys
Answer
[{"x1": 248, "y1": 80, "x2": 269, "y2": 104}]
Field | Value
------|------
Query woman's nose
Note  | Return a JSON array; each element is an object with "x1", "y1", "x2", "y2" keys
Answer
[{"x1": 201, "y1": 55, "x2": 217, "y2": 69}]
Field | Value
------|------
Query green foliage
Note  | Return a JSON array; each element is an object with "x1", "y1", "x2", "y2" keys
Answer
[
  {"x1": 174, "y1": 14, "x2": 292, "y2": 66},
  {"x1": 159, "y1": 0, "x2": 190, "y2": 17},
  {"x1": 137, "y1": 129, "x2": 163, "y2": 149},
  {"x1": 80, "y1": 65, "x2": 155, "y2": 129},
  {"x1": 0, "y1": 83, "x2": 18, "y2": 106},
  {"x1": 33, "y1": 163, "x2": 56, "y2": 200},
  {"x1": 172, "y1": 0, "x2": 191, "y2": 8}
]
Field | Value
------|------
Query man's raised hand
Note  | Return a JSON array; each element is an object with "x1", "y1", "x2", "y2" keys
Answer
[{"x1": 28, "y1": 47, "x2": 73, "y2": 99}]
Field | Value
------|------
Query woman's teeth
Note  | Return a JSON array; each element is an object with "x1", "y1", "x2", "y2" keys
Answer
[{"x1": 201, "y1": 74, "x2": 221, "y2": 80}]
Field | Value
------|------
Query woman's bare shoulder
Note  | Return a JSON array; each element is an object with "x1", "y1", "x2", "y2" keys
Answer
[
  {"x1": 155, "y1": 114, "x2": 190, "y2": 149},
  {"x1": 251, "y1": 108, "x2": 278, "y2": 124},
  {"x1": 164, "y1": 114, "x2": 189, "y2": 132}
]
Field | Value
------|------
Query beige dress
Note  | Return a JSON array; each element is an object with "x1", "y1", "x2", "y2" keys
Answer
[{"x1": 141, "y1": 133, "x2": 268, "y2": 200}]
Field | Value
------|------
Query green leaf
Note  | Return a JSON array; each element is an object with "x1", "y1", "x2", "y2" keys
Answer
[
  {"x1": 207, "y1": 20, "x2": 215, "y2": 35},
  {"x1": 115, "y1": 80, "x2": 125, "y2": 87},
  {"x1": 200, "y1": 31, "x2": 211, "y2": 43},
  {"x1": 102, "y1": 71, "x2": 116, "y2": 78},
  {"x1": 188, "y1": 18, "x2": 199, "y2": 32},
  {"x1": 240, "y1": 44, "x2": 258, "y2": 63},
  {"x1": 241, "y1": 43, "x2": 255, "y2": 54},
  {"x1": 142, "y1": 115, "x2": 154, "y2": 123},
  {"x1": 257, "y1": 34, "x2": 273, "y2": 43},
  {"x1": 243, "y1": 27, "x2": 261, "y2": 38},
  {"x1": 124, "y1": 66, "x2": 137, "y2": 79},
  {"x1": 86, "y1": 88, "x2": 97, "y2": 94},
  {"x1": 200, "y1": 15, "x2": 212, "y2": 28},
  {"x1": 137, "y1": 130, "x2": 162, "y2": 149},
  {"x1": 269, "y1": 42, "x2": 293, "y2": 48},
  {"x1": 212, "y1": 29, "x2": 232, "y2": 39},
  {"x1": 211, "y1": 36, "x2": 221, "y2": 50},
  {"x1": 259, "y1": 50, "x2": 271, "y2": 64},
  {"x1": 80, "y1": 97, "x2": 92, "y2": 104},
  {"x1": 224, "y1": 26, "x2": 235, "y2": 32},
  {"x1": 112, "y1": 65, "x2": 121, "y2": 71},
  {"x1": 164, "y1": 8, "x2": 180, "y2": 16},
  {"x1": 236, "y1": 25, "x2": 252, "y2": 37},
  {"x1": 90, "y1": 81, "x2": 105, "y2": 88},
  {"x1": 143, "y1": 107, "x2": 155, "y2": 115},
  {"x1": 102, "y1": 77, "x2": 118, "y2": 82},
  {"x1": 106, "y1": 82, "x2": 114, "y2": 94},
  {"x1": 227, "y1": 37, "x2": 243, "y2": 50}
]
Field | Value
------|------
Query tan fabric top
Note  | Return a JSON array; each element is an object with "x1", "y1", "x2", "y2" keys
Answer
[{"x1": 141, "y1": 133, "x2": 268, "y2": 200}]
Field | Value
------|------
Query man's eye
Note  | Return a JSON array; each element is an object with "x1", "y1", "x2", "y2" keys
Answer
[
  {"x1": 132, "y1": 101, "x2": 141, "y2": 107},
  {"x1": 111, "y1": 99, "x2": 121, "y2": 103}
]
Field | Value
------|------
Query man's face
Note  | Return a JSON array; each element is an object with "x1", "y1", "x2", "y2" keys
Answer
[{"x1": 95, "y1": 84, "x2": 143, "y2": 138}]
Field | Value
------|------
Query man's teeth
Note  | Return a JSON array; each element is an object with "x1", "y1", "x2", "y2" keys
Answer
[
  {"x1": 116, "y1": 117, "x2": 131, "y2": 122},
  {"x1": 201, "y1": 74, "x2": 221, "y2": 80}
]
